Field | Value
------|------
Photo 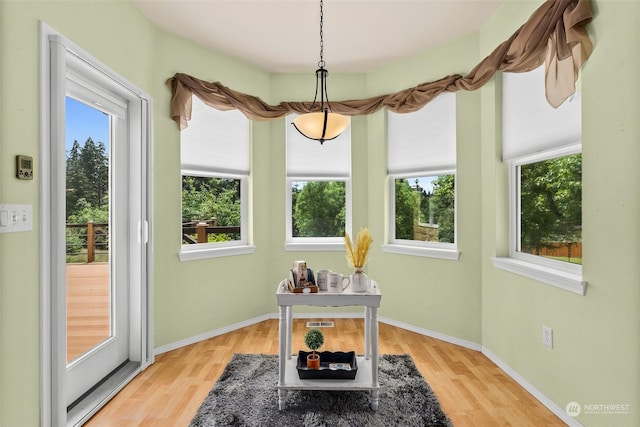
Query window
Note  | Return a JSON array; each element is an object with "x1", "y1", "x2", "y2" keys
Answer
[
  {"x1": 392, "y1": 175, "x2": 455, "y2": 243},
  {"x1": 384, "y1": 92, "x2": 459, "y2": 260},
  {"x1": 285, "y1": 114, "x2": 352, "y2": 250},
  {"x1": 291, "y1": 180, "x2": 346, "y2": 238},
  {"x1": 493, "y1": 66, "x2": 585, "y2": 294},
  {"x1": 517, "y1": 151, "x2": 582, "y2": 265},
  {"x1": 179, "y1": 95, "x2": 253, "y2": 260}
]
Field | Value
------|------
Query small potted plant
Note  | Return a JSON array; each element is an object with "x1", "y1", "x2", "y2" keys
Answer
[{"x1": 304, "y1": 328, "x2": 324, "y2": 370}]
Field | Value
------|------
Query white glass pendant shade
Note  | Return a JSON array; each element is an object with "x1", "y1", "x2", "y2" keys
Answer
[
  {"x1": 294, "y1": 0, "x2": 349, "y2": 144},
  {"x1": 293, "y1": 110, "x2": 350, "y2": 143}
]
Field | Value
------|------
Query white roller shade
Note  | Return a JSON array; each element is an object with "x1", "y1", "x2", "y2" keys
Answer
[
  {"x1": 181, "y1": 95, "x2": 250, "y2": 174},
  {"x1": 502, "y1": 66, "x2": 581, "y2": 161},
  {"x1": 387, "y1": 92, "x2": 456, "y2": 175},
  {"x1": 286, "y1": 113, "x2": 351, "y2": 178}
]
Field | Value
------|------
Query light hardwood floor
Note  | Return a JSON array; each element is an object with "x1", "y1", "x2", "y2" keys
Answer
[{"x1": 86, "y1": 318, "x2": 564, "y2": 426}]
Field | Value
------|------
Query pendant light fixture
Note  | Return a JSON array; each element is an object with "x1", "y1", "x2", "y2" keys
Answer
[{"x1": 292, "y1": 0, "x2": 349, "y2": 144}]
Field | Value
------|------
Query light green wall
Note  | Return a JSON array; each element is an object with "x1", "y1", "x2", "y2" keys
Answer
[
  {"x1": 480, "y1": 1, "x2": 640, "y2": 426},
  {"x1": 1, "y1": 0, "x2": 638, "y2": 426},
  {"x1": 151, "y1": 31, "x2": 274, "y2": 346},
  {"x1": 365, "y1": 33, "x2": 484, "y2": 343},
  {"x1": 0, "y1": 1, "x2": 155, "y2": 425}
]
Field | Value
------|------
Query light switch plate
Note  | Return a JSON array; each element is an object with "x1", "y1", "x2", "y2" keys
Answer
[
  {"x1": 542, "y1": 325, "x2": 553, "y2": 348},
  {"x1": 0, "y1": 204, "x2": 33, "y2": 233}
]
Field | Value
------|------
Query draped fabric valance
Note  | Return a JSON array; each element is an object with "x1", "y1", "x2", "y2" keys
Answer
[{"x1": 167, "y1": 0, "x2": 593, "y2": 130}]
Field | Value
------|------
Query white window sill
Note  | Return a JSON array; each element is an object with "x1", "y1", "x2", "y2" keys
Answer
[
  {"x1": 179, "y1": 245, "x2": 256, "y2": 261},
  {"x1": 382, "y1": 244, "x2": 460, "y2": 261},
  {"x1": 491, "y1": 257, "x2": 586, "y2": 295},
  {"x1": 284, "y1": 242, "x2": 345, "y2": 252}
]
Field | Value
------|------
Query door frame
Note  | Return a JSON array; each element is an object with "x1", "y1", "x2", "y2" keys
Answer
[{"x1": 39, "y1": 22, "x2": 153, "y2": 427}]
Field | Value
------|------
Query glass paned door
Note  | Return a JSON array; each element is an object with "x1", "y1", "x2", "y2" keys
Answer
[
  {"x1": 65, "y1": 97, "x2": 111, "y2": 363},
  {"x1": 45, "y1": 32, "x2": 151, "y2": 424},
  {"x1": 64, "y1": 92, "x2": 129, "y2": 405}
]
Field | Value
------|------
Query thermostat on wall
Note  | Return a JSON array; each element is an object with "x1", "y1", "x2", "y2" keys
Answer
[{"x1": 16, "y1": 155, "x2": 33, "y2": 180}]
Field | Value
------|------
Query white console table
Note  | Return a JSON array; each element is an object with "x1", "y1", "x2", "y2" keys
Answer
[{"x1": 275, "y1": 280, "x2": 382, "y2": 410}]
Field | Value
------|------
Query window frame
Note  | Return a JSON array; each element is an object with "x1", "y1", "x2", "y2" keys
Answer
[
  {"x1": 383, "y1": 92, "x2": 459, "y2": 261},
  {"x1": 284, "y1": 113, "x2": 352, "y2": 251},
  {"x1": 383, "y1": 168, "x2": 459, "y2": 260},
  {"x1": 284, "y1": 176, "x2": 352, "y2": 251},
  {"x1": 179, "y1": 170, "x2": 252, "y2": 261},
  {"x1": 178, "y1": 98, "x2": 254, "y2": 261},
  {"x1": 494, "y1": 66, "x2": 586, "y2": 295},
  {"x1": 492, "y1": 143, "x2": 586, "y2": 294}
]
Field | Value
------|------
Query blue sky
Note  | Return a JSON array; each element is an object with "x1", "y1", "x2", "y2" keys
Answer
[
  {"x1": 65, "y1": 96, "x2": 110, "y2": 154},
  {"x1": 411, "y1": 177, "x2": 437, "y2": 193}
]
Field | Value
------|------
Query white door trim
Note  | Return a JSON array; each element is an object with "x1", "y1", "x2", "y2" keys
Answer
[{"x1": 39, "y1": 21, "x2": 153, "y2": 427}]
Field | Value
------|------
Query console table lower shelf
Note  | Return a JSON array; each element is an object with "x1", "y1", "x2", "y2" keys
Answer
[{"x1": 277, "y1": 355, "x2": 380, "y2": 410}]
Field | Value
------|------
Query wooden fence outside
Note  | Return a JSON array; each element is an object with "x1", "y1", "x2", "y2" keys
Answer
[
  {"x1": 182, "y1": 220, "x2": 240, "y2": 244},
  {"x1": 526, "y1": 242, "x2": 582, "y2": 259},
  {"x1": 66, "y1": 221, "x2": 108, "y2": 263},
  {"x1": 67, "y1": 220, "x2": 242, "y2": 263}
]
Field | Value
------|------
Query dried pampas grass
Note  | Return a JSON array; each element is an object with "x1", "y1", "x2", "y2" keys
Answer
[{"x1": 344, "y1": 228, "x2": 373, "y2": 269}]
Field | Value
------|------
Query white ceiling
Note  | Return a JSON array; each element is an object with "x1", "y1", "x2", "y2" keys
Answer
[{"x1": 132, "y1": 0, "x2": 506, "y2": 73}]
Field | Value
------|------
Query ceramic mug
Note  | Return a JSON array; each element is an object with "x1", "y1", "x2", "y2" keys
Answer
[
  {"x1": 327, "y1": 272, "x2": 350, "y2": 293},
  {"x1": 316, "y1": 269, "x2": 331, "y2": 291}
]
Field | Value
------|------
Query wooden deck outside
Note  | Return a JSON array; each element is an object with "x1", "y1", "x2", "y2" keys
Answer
[{"x1": 66, "y1": 262, "x2": 111, "y2": 363}]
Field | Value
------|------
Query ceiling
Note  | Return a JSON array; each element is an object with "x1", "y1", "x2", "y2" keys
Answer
[{"x1": 132, "y1": 0, "x2": 506, "y2": 73}]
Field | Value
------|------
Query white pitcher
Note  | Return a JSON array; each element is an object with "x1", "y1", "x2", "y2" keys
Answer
[{"x1": 351, "y1": 269, "x2": 369, "y2": 292}]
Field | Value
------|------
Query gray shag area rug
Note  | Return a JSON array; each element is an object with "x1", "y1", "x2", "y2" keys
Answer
[{"x1": 189, "y1": 353, "x2": 453, "y2": 427}]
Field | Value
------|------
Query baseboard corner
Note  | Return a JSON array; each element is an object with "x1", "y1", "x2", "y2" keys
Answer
[{"x1": 481, "y1": 346, "x2": 583, "y2": 427}]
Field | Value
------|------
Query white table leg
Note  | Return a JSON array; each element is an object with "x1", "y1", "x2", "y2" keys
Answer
[
  {"x1": 364, "y1": 306, "x2": 371, "y2": 359},
  {"x1": 278, "y1": 305, "x2": 287, "y2": 410},
  {"x1": 278, "y1": 389, "x2": 287, "y2": 410},
  {"x1": 371, "y1": 306, "x2": 379, "y2": 410},
  {"x1": 286, "y1": 305, "x2": 293, "y2": 359},
  {"x1": 370, "y1": 389, "x2": 380, "y2": 411}
]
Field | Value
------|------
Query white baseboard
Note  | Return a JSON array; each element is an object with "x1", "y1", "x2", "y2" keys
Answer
[
  {"x1": 482, "y1": 347, "x2": 582, "y2": 427},
  {"x1": 154, "y1": 314, "x2": 575, "y2": 427},
  {"x1": 153, "y1": 313, "x2": 271, "y2": 355},
  {"x1": 154, "y1": 312, "x2": 363, "y2": 355},
  {"x1": 378, "y1": 316, "x2": 482, "y2": 351},
  {"x1": 155, "y1": 312, "x2": 482, "y2": 355},
  {"x1": 268, "y1": 311, "x2": 364, "y2": 320}
]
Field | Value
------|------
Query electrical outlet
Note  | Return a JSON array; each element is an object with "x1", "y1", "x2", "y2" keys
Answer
[{"x1": 542, "y1": 325, "x2": 553, "y2": 348}]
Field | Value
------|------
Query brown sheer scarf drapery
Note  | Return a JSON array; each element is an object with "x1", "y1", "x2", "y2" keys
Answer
[{"x1": 167, "y1": 0, "x2": 593, "y2": 130}]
